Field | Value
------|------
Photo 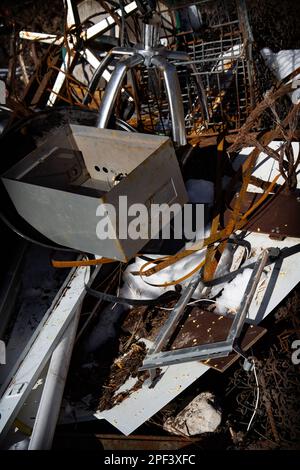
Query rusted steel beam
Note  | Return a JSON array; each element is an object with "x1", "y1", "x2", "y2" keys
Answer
[
  {"x1": 21, "y1": 49, "x2": 61, "y2": 108},
  {"x1": 53, "y1": 433, "x2": 200, "y2": 450},
  {"x1": 224, "y1": 191, "x2": 300, "y2": 239}
]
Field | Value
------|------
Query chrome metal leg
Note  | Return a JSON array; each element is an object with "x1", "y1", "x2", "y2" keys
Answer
[
  {"x1": 83, "y1": 51, "x2": 114, "y2": 105},
  {"x1": 96, "y1": 54, "x2": 144, "y2": 129},
  {"x1": 152, "y1": 56, "x2": 187, "y2": 146},
  {"x1": 167, "y1": 51, "x2": 209, "y2": 122}
]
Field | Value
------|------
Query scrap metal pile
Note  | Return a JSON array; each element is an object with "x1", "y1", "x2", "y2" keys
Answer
[{"x1": 0, "y1": 0, "x2": 300, "y2": 450}]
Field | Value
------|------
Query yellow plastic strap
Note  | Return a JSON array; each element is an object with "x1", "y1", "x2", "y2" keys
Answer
[
  {"x1": 134, "y1": 174, "x2": 281, "y2": 279},
  {"x1": 240, "y1": 174, "x2": 281, "y2": 221},
  {"x1": 138, "y1": 259, "x2": 206, "y2": 288},
  {"x1": 52, "y1": 258, "x2": 115, "y2": 268}
]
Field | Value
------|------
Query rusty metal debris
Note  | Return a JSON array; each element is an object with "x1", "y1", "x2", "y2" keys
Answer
[
  {"x1": 53, "y1": 432, "x2": 201, "y2": 450},
  {"x1": 226, "y1": 343, "x2": 300, "y2": 448}
]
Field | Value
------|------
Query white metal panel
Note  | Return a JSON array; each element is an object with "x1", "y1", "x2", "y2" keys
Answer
[{"x1": 0, "y1": 264, "x2": 91, "y2": 439}]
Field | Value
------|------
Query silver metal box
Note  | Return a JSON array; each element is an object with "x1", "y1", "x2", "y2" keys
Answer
[{"x1": 2, "y1": 125, "x2": 187, "y2": 261}]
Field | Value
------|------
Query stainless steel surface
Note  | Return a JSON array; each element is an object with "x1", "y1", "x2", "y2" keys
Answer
[
  {"x1": 96, "y1": 54, "x2": 144, "y2": 129},
  {"x1": 227, "y1": 249, "x2": 270, "y2": 342},
  {"x1": 143, "y1": 23, "x2": 160, "y2": 50},
  {"x1": 151, "y1": 56, "x2": 187, "y2": 146}
]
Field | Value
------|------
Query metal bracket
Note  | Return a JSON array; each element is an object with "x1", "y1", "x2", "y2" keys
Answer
[
  {"x1": 140, "y1": 249, "x2": 270, "y2": 374},
  {"x1": 95, "y1": 23, "x2": 208, "y2": 146}
]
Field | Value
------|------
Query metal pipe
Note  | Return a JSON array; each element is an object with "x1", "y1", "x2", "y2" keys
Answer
[
  {"x1": 96, "y1": 54, "x2": 144, "y2": 129},
  {"x1": 169, "y1": 51, "x2": 209, "y2": 122},
  {"x1": 226, "y1": 249, "x2": 269, "y2": 343},
  {"x1": 28, "y1": 310, "x2": 80, "y2": 449},
  {"x1": 27, "y1": 265, "x2": 101, "y2": 449},
  {"x1": 83, "y1": 51, "x2": 114, "y2": 105},
  {"x1": 83, "y1": 48, "x2": 136, "y2": 106},
  {"x1": 151, "y1": 56, "x2": 187, "y2": 146},
  {"x1": 237, "y1": 0, "x2": 255, "y2": 109},
  {"x1": 143, "y1": 23, "x2": 160, "y2": 50},
  {"x1": 0, "y1": 341, "x2": 5, "y2": 365}
]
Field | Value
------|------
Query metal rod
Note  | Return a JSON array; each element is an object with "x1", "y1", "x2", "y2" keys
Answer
[
  {"x1": 140, "y1": 340, "x2": 232, "y2": 370},
  {"x1": 147, "y1": 271, "x2": 204, "y2": 357},
  {"x1": 83, "y1": 51, "x2": 114, "y2": 105},
  {"x1": 226, "y1": 249, "x2": 269, "y2": 343},
  {"x1": 168, "y1": 51, "x2": 209, "y2": 122},
  {"x1": 151, "y1": 56, "x2": 187, "y2": 146}
]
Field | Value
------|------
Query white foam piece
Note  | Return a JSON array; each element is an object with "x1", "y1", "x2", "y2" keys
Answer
[{"x1": 119, "y1": 250, "x2": 207, "y2": 302}]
